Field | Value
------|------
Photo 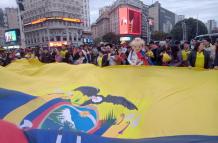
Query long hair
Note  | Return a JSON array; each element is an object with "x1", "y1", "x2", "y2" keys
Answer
[
  {"x1": 216, "y1": 46, "x2": 218, "y2": 54},
  {"x1": 216, "y1": 41, "x2": 218, "y2": 54},
  {"x1": 194, "y1": 42, "x2": 201, "y2": 51},
  {"x1": 130, "y1": 38, "x2": 145, "y2": 48},
  {"x1": 171, "y1": 45, "x2": 179, "y2": 59}
]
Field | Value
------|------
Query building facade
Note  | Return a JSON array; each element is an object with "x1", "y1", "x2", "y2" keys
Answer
[
  {"x1": 91, "y1": 7, "x2": 110, "y2": 40},
  {"x1": 175, "y1": 15, "x2": 185, "y2": 24},
  {"x1": 0, "y1": 27, "x2": 6, "y2": 46},
  {"x1": 0, "y1": 8, "x2": 20, "y2": 47},
  {"x1": 4, "y1": 8, "x2": 20, "y2": 29},
  {"x1": 0, "y1": 8, "x2": 5, "y2": 27},
  {"x1": 83, "y1": 0, "x2": 91, "y2": 31},
  {"x1": 149, "y1": 1, "x2": 175, "y2": 33},
  {"x1": 18, "y1": 0, "x2": 90, "y2": 47},
  {"x1": 91, "y1": 24, "x2": 98, "y2": 40},
  {"x1": 92, "y1": 0, "x2": 149, "y2": 41},
  {"x1": 0, "y1": 9, "x2": 5, "y2": 46},
  {"x1": 141, "y1": 4, "x2": 149, "y2": 39},
  {"x1": 206, "y1": 20, "x2": 217, "y2": 34},
  {"x1": 110, "y1": 0, "x2": 147, "y2": 37},
  {"x1": 91, "y1": 6, "x2": 114, "y2": 40}
]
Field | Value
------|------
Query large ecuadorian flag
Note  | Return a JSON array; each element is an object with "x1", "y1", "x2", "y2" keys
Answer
[{"x1": 0, "y1": 59, "x2": 218, "y2": 143}]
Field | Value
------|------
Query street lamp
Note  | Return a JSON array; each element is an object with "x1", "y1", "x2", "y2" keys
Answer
[
  {"x1": 196, "y1": 17, "x2": 199, "y2": 36},
  {"x1": 182, "y1": 22, "x2": 187, "y2": 41},
  {"x1": 146, "y1": 17, "x2": 154, "y2": 43}
]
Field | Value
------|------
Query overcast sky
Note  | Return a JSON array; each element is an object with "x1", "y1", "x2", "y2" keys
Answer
[{"x1": 1, "y1": 0, "x2": 218, "y2": 24}]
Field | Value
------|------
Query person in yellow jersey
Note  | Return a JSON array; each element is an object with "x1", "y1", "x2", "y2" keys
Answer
[
  {"x1": 160, "y1": 45, "x2": 172, "y2": 66},
  {"x1": 188, "y1": 42, "x2": 210, "y2": 69},
  {"x1": 60, "y1": 45, "x2": 68, "y2": 60},
  {"x1": 181, "y1": 41, "x2": 191, "y2": 67},
  {"x1": 146, "y1": 45, "x2": 154, "y2": 58},
  {"x1": 25, "y1": 50, "x2": 35, "y2": 59},
  {"x1": 97, "y1": 51, "x2": 104, "y2": 67},
  {"x1": 97, "y1": 49, "x2": 110, "y2": 67}
]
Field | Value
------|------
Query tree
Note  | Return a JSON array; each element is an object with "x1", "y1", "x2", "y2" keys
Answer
[
  {"x1": 102, "y1": 32, "x2": 119, "y2": 44},
  {"x1": 171, "y1": 18, "x2": 208, "y2": 41},
  {"x1": 152, "y1": 31, "x2": 169, "y2": 41},
  {"x1": 94, "y1": 38, "x2": 102, "y2": 45}
]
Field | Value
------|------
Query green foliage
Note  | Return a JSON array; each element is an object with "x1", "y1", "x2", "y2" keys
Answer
[
  {"x1": 94, "y1": 38, "x2": 102, "y2": 45},
  {"x1": 171, "y1": 18, "x2": 208, "y2": 41},
  {"x1": 102, "y1": 32, "x2": 119, "y2": 44},
  {"x1": 152, "y1": 31, "x2": 169, "y2": 41}
]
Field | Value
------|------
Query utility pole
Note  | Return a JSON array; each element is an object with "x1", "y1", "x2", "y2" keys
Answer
[
  {"x1": 147, "y1": 19, "x2": 149, "y2": 43},
  {"x1": 146, "y1": 18, "x2": 151, "y2": 44},
  {"x1": 182, "y1": 22, "x2": 187, "y2": 41}
]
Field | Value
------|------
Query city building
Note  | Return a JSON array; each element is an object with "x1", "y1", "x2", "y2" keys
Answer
[
  {"x1": 0, "y1": 8, "x2": 5, "y2": 27},
  {"x1": 206, "y1": 20, "x2": 217, "y2": 34},
  {"x1": 83, "y1": 0, "x2": 91, "y2": 31},
  {"x1": 141, "y1": 4, "x2": 149, "y2": 40},
  {"x1": 4, "y1": 8, "x2": 20, "y2": 29},
  {"x1": 175, "y1": 15, "x2": 185, "y2": 24},
  {"x1": 99, "y1": 6, "x2": 111, "y2": 16},
  {"x1": 91, "y1": 24, "x2": 97, "y2": 40},
  {"x1": 149, "y1": 1, "x2": 176, "y2": 33},
  {"x1": 0, "y1": 8, "x2": 20, "y2": 47},
  {"x1": 17, "y1": 0, "x2": 90, "y2": 47},
  {"x1": 0, "y1": 27, "x2": 6, "y2": 46},
  {"x1": 92, "y1": 0, "x2": 149, "y2": 41},
  {"x1": 0, "y1": 9, "x2": 5, "y2": 46},
  {"x1": 82, "y1": 0, "x2": 92, "y2": 44},
  {"x1": 91, "y1": 6, "x2": 110, "y2": 40},
  {"x1": 109, "y1": 0, "x2": 145, "y2": 37}
]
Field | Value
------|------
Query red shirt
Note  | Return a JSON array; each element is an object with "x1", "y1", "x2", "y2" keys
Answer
[{"x1": 137, "y1": 51, "x2": 149, "y2": 65}]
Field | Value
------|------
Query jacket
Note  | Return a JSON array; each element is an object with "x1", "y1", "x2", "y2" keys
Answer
[
  {"x1": 215, "y1": 52, "x2": 218, "y2": 66},
  {"x1": 188, "y1": 50, "x2": 210, "y2": 69},
  {"x1": 128, "y1": 50, "x2": 148, "y2": 66}
]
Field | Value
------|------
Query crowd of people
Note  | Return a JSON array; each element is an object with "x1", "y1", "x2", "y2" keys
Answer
[{"x1": 0, "y1": 37, "x2": 218, "y2": 69}]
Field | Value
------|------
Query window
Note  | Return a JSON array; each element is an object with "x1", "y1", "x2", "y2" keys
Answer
[
  {"x1": 50, "y1": 37, "x2": 54, "y2": 41},
  {"x1": 56, "y1": 36, "x2": 61, "y2": 41}
]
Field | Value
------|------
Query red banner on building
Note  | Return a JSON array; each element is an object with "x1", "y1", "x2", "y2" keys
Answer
[{"x1": 119, "y1": 7, "x2": 141, "y2": 35}]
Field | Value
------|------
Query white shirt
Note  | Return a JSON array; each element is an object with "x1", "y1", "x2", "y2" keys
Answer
[{"x1": 128, "y1": 51, "x2": 143, "y2": 66}]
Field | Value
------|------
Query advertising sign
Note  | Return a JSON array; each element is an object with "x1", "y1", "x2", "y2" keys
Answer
[
  {"x1": 5, "y1": 30, "x2": 17, "y2": 43},
  {"x1": 119, "y1": 7, "x2": 141, "y2": 35},
  {"x1": 119, "y1": 8, "x2": 129, "y2": 35},
  {"x1": 4, "y1": 29, "x2": 20, "y2": 45},
  {"x1": 49, "y1": 41, "x2": 68, "y2": 47}
]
